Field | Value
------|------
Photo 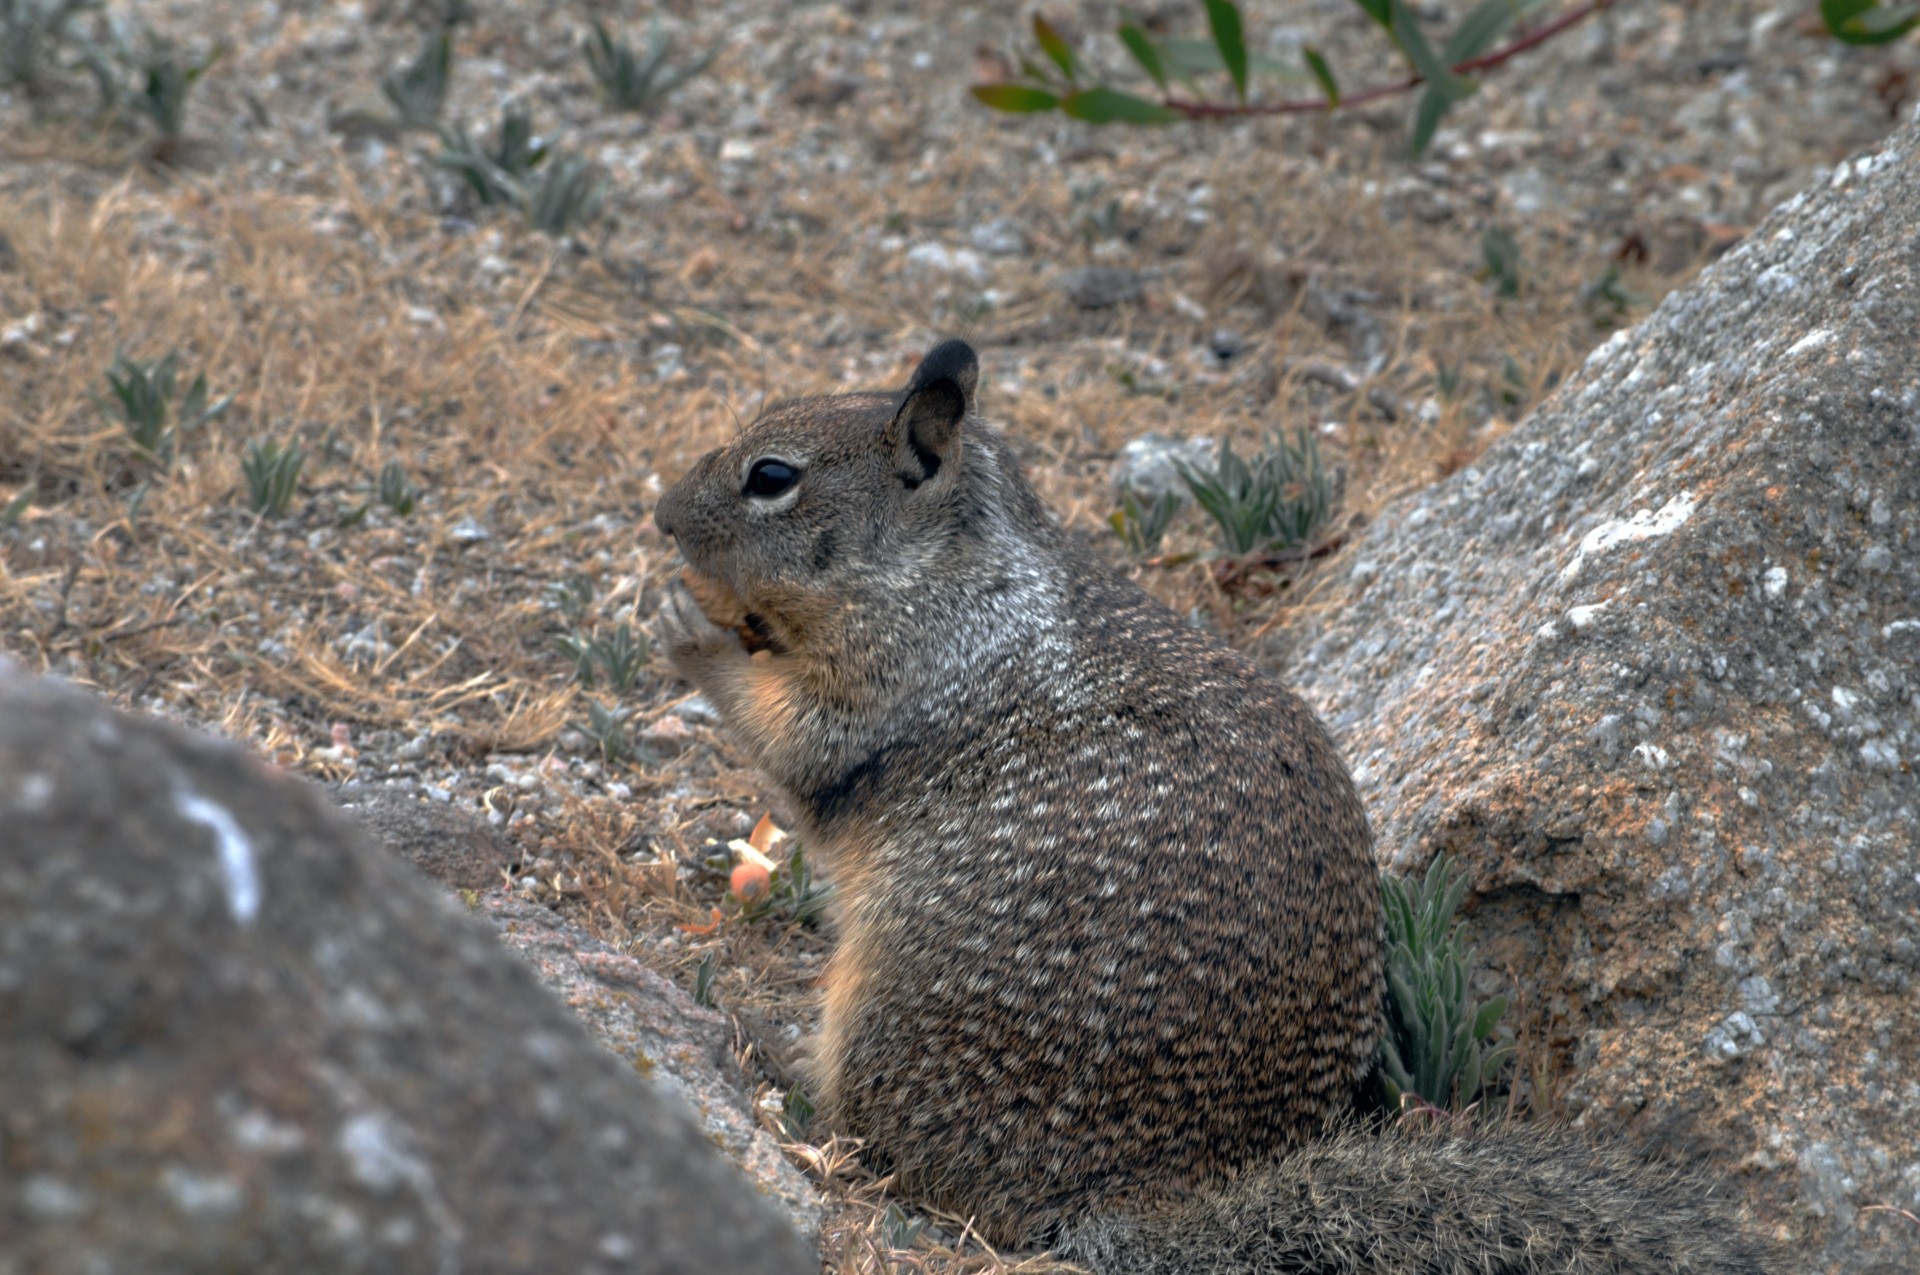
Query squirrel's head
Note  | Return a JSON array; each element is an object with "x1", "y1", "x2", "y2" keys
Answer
[{"x1": 655, "y1": 339, "x2": 1042, "y2": 654}]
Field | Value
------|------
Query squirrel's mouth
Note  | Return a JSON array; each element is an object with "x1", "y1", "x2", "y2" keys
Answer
[
  {"x1": 677, "y1": 566, "x2": 785, "y2": 655},
  {"x1": 738, "y1": 611, "x2": 784, "y2": 655}
]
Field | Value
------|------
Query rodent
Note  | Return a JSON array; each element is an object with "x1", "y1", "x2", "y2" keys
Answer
[{"x1": 652, "y1": 339, "x2": 1772, "y2": 1274}]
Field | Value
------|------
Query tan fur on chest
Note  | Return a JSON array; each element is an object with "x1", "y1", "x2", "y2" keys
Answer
[{"x1": 799, "y1": 823, "x2": 887, "y2": 1116}]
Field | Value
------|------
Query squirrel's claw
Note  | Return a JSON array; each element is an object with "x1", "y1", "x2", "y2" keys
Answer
[{"x1": 658, "y1": 579, "x2": 745, "y2": 674}]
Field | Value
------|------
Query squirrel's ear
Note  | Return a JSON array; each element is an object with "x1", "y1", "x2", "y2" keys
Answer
[{"x1": 886, "y1": 340, "x2": 976, "y2": 489}]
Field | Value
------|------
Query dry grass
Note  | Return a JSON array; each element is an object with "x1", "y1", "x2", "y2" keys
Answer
[
  {"x1": 0, "y1": 167, "x2": 1685, "y2": 1272},
  {"x1": 0, "y1": 153, "x2": 1691, "y2": 1275},
  {"x1": 0, "y1": 2, "x2": 1777, "y2": 1267}
]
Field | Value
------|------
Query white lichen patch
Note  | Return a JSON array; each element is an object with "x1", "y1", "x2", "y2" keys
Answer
[
  {"x1": 339, "y1": 1112, "x2": 429, "y2": 1195},
  {"x1": 1567, "y1": 601, "x2": 1610, "y2": 631},
  {"x1": 1704, "y1": 1011, "x2": 1765, "y2": 1064},
  {"x1": 160, "y1": 1166, "x2": 245, "y2": 1218},
  {"x1": 14, "y1": 772, "x2": 53, "y2": 812},
  {"x1": 173, "y1": 783, "x2": 262, "y2": 925},
  {"x1": 1561, "y1": 490, "x2": 1698, "y2": 581},
  {"x1": 1786, "y1": 328, "x2": 1834, "y2": 358}
]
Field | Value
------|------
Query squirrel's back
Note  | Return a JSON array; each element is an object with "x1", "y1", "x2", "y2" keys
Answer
[
  {"x1": 653, "y1": 340, "x2": 1772, "y2": 1272},
  {"x1": 813, "y1": 529, "x2": 1383, "y2": 1236}
]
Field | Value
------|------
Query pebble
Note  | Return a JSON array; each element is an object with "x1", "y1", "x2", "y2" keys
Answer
[
  {"x1": 1060, "y1": 266, "x2": 1145, "y2": 309},
  {"x1": 675, "y1": 696, "x2": 721, "y2": 726},
  {"x1": 969, "y1": 218, "x2": 1026, "y2": 256},
  {"x1": 904, "y1": 242, "x2": 987, "y2": 283},
  {"x1": 1111, "y1": 432, "x2": 1214, "y2": 501}
]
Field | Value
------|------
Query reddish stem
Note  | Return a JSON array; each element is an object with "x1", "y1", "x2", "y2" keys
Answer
[{"x1": 1160, "y1": 0, "x2": 1608, "y2": 119}]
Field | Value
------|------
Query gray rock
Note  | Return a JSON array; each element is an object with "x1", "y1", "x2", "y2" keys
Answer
[
  {"x1": 338, "y1": 773, "x2": 821, "y2": 1237},
  {"x1": 484, "y1": 892, "x2": 823, "y2": 1240},
  {"x1": 0, "y1": 668, "x2": 813, "y2": 1275},
  {"x1": 1060, "y1": 265, "x2": 1146, "y2": 309},
  {"x1": 332, "y1": 783, "x2": 515, "y2": 891},
  {"x1": 1111, "y1": 431, "x2": 1215, "y2": 502},
  {"x1": 1278, "y1": 118, "x2": 1920, "y2": 1272}
]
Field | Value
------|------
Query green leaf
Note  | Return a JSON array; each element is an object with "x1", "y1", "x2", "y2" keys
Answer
[
  {"x1": 972, "y1": 83, "x2": 1060, "y2": 113},
  {"x1": 1353, "y1": 0, "x2": 1392, "y2": 27},
  {"x1": 1302, "y1": 46, "x2": 1339, "y2": 106},
  {"x1": 1443, "y1": 0, "x2": 1528, "y2": 65},
  {"x1": 1471, "y1": 995, "x2": 1509, "y2": 1042},
  {"x1": 1822, "y1": 0, "x2": 1920, "y2": 43},
  {"x1": 1032, "y1": 15, "x2": 1079, "y2": 82},
  {"x1": 1058, "y1": 87, "x2": 1182, "y2": 125},
  {"x1": 1118, "y1": 23, "x2": 1168, "y2": 91},
  {"x1": 1203, "y1": 0, "x2": 1248, "y2": 103},
  {"x1": 1481, "y1": 225, "x2": 1522, "y2": 296},
  {"x1": 1, "y1": 485, "x2": 32, "y2": 531},
  {"x1": 1390, "y1": 0, "x2": 1470, "y2": 99},
  {"x1": 181, "y1": 373, "x2": 208, "y2": 422}
]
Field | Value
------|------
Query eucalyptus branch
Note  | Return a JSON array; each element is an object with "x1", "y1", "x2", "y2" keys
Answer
[
  {"x1": 973, "y1": 1, "x2": 1618, "y2": 155},
  {"x1": 1160, "y1": 2, "x2": 1609, "y2": 119}
]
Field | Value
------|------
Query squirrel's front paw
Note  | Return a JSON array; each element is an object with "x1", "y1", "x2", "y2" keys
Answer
[{"x1": 657, "y1": 579, "x2": 747, "y2": 682}]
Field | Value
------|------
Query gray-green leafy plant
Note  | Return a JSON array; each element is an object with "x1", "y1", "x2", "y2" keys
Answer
[
  {"x1": 381, "y1": 28, "x2": 451, "y2": 130},
  {"x1": 240, "y1": 437, "x2": 305, "y2": 518},
  {"x1": 523, "y1": 150, "x2": 607, "y2": 236},
  {"x1": 741, "y1": 844, "x2": 833, "y2": 930},
  {"x1": 692, "y1": 948, "x2": 717, "y2": 1007},
  {"x1": 974, "y1": 1, "x2": 1594, "y2": 156},
  {"x1": 1109, "y1": 487, "x2": 1182, "y2": 556},
  {"x1": 95, "y1": 350, "x2": 232, "y2": 467},
  {"x1": 1, "y1": 0, "x2": 91, "y2": 89},
  {"x1": 1501, "y1": 355, "x2": 1528, "y2": 407},
  {"x1": 548, "y1": 572, "x2": 596, "y2": 623},
  {"x1": 1074, "y1": 191, "x2": 1124, "y2": 244},
  {"x1": 335, "y1": 459, "x2": 419, "y2": 527},
  {"x1": 1178, "y1": 428, "x2": 1332, "y2": 557},
  {"x1": 437, "y1": 105, "x2": 547, "y2": 206},
  {"x1": 878, "y1": 1202, "x2": 927, "y2": 1253},
  {"x1": 555, "y1": 621, "x2": 647, "y2": 693},
  {"x1": 582, "y1": 19, "x2": 717, "y2": 114},
  {"x1": 575, "y1": 697, "x2": 633, "y2": 764},
  {"x1": 1377, "y1": 853, "x2": 1515, "y2": 1111},
  {"x1": 779, "y1": 1085, "x2": 815, "y2": 1139},
  {"x1": 377, "y1": 459, "x2": 418, "y2": 515},
  {"x1": 1480, "y1": 225, "x2": 1522, "y2": 297},
  {"x1": 1581, "y1": 263, "x2": 1642, "y2": 328},
  {"x1": 122, "y1": 33, "x2": 221, "y2": 141},
  {"x1": 437, "y1": 104, "x2": 603, "y2": 236},
  {"x1": 1, "y1": 483, "x2": 32, "y2": 530}
]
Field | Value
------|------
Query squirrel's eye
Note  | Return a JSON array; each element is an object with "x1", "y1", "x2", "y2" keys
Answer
[{"x1": 743, "y1": 458, "x2": 799, "y2": 499}]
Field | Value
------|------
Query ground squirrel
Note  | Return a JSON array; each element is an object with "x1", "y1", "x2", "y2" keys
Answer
[{"x1": 654, "y1": 340, "x2": 1771, "y2": 1273}]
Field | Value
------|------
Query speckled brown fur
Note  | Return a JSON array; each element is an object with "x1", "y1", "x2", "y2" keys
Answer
[{"x1": 653, "y1": 341, "x2": 1772, "y2": 1273}]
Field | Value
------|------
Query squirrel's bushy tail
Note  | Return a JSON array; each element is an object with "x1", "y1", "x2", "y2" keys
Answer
[{"x1": 1053, "y1": 1123, "x2": 1775, "y2": 1275}]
